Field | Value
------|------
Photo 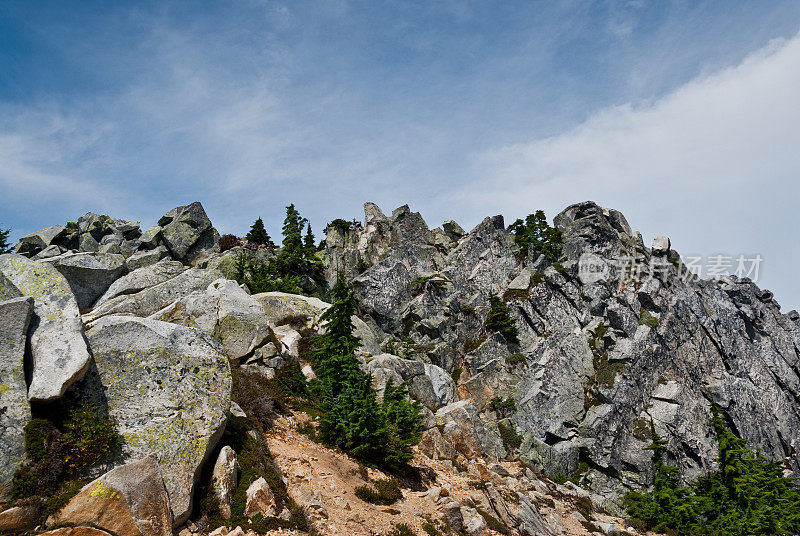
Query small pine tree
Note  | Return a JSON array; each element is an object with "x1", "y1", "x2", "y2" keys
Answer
[
  {"x1": 486, "y1": 294, "x2": 519, "y2": 344},
  {"x1": 0, "y1": 226, "x2": 11, "y2": 254},
  {"x1": 624, "y1": 407, "x2": 800, "y2": 536},
  {"x1": 245, "y1": 217, "x2": 274, "y2": 246},
  {"x1": 314, "y1": 275, "x2": 424, "y2": 471},
  {"x1": 281, "y1": 204, "x2": 306, "y2": 256},
  {"x1": 509, "y1": 210, "x2": 563, "y2": 259},
  {"x1": 304, "y1": 223, "x2": 316, "y2": 252},
  {"x1": 313, "y1": 274, "x2": 362, "y2": 397}
]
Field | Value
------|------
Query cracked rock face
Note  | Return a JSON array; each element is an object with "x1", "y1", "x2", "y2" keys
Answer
[
  {"x1": 0, "y1": 296, "x2": 33, "y2": 499},
  {"x1": 0, "y1": 254, "x2": 92, "y2": 402},
  {"x1": 325, "y1": 201, "x2": 800, "y2": 501}
]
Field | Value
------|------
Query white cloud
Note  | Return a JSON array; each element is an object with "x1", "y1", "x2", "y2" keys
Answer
[{"x1": 458, "y1": 33, "x2": 800, "y2": 310}]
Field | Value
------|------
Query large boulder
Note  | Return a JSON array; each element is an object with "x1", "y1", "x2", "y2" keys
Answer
[
  {"x1": 50, "y1": 456, "x2": 172, "y2": 536},
  {"x1": 95, "y1": 260, "x2": 186, "y2": 306},
  {"x1": 84, "y1": 268, "x2": 223, "y2": 324},
  {"x1": 435, "y1": 401, "x2": 504, "y2": 461},
  {"x1": 0, "y1": 254, "x2": 91, "y2": 401},
  {"x1": 252, "y1": 291, "x2": 382, "y2": 355},
  {"x1": 84, "y1": 316, "x2": 232, "y2": 525},
  {"x1": 150, "y1": 278, "x2": 272, "y2": 359},
  {"x1": 366, "y1": 354, "x2": 457, "y2": 410},
  {"x1": 0, "y1": 296, "x2": 33, "y2": 500},
  {"x1": 43, "y1": 252, "x2": 126, "y2": 310},
  {"x1": 14, "y1": 225, "x2": 67, "y2": 256},
  {"x1": 157, "y1": 202, "x2": 215, "y2": 261}
]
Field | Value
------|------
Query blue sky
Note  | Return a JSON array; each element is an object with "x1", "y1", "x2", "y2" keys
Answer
[{"x1": 1, "y1": 1, "x2": 800, "y2": 309}]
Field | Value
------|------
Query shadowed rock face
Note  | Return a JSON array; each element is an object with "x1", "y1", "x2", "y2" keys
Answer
[
  {"x1": 325, "y1": 201, "x2": 800, "y2": 501},
  {"x1": 0, "y1": 296, "x2": 33, "y2": 500}
]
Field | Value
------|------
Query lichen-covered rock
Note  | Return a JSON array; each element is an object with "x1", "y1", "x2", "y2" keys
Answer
[
  {"x1": 149, "y1": 278, "x2": 271, "y2": 359},
  {"x1": 84, "y1": 267, "x2": 223, "y2": 324},
  {"x1": 0, "y1": 254, "x2": 91, "y2": 402},
  {"x1": 50, "y1": 456, "x2": 172, "y2": 536},
  {"x1": 252, "y1": 291, "x2": 329, "y2": 328},
  {"x1": 43, "y1": 252, "x2": 126, "y2": 310},
  {"x1": 212, "y1": 446, "x2": 239, "y2": 519},
  {"x1": 84, "y1": 316, "x2": 232, "y2": 525},
  {"x1": 0, "y1": 296, "x2": 33, "y2": 500},
  {"x1": 157, "y1": 202, "x2": 213, "y2": 261},
  {"x1": 95, "y1": 260, "x2": 186, "y2": 306},
  {"x1": 252, "y1": 291, "x2": 383, "y2": 355},
  {"x1": 366, "y1": 354, "x2": 457, "y2": 410}
]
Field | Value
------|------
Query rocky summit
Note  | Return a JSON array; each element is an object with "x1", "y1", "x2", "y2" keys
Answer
[{"x1": 1, "y1": 200, "x2": 798, "y2": 536}]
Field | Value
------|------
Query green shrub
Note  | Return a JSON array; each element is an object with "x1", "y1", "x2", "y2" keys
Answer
[
  {"x1": 623, "y1": 409, "x2": 800, "y2": 536},
  {"x1": 498, "y1": 421, "x2": 523, "y2": 452},
  {"x1": 10, "y1": 404, "x2": 122, "y2": 524},
  {"x1": 464, "y1": 338, "x2": 486, "y2": 353},
  {"x1": 385, "y1": 523, "x2": 416, "y2": 536},
  {"x1": 486, "y1": 295, "x2": 519, "y2": 345},
  {"x1": 355, "y1": 478, "x2": 403, "y2": 505},
  {"x1": 421, "y1": 520, "x2": 442, "y2": 536},
  {"x1": 489, "y1": 397, "x2": 516, "y2": 413},
  {"x1": 0, "y1": 226, "x2": 11, "y2": 254},
  {"x1": 476, "y1": 506, "x2": 510, "y2": 535},
  {"x1": 508, "y1": 210, "x2": 563, "y2": 260},
  {"x1": 506, "y1": 352, "x2": 527, "y2": 366},
  {"x1": 639, "y1": 309, "x2": 659, "y2": 328},
  {"x1": 245, "y1": 217, "x2": 275, "y2": 246}
]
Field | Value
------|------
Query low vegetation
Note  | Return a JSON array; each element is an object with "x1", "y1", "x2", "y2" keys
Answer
[
  {"x1": 486, "y1": 294, "x2": 519, "y2": 345},
  {"x1": 354, "y1": 478, "x2": 403, "y2": 505},
  {"x1": 10, "y1": 404, "x2": 123, "y2": 520},
  {"x1": 0, "y1": 225, "x2": 11, "y2": 253},
  {"x1": 624, "y1": 407, "x2": 800, "y2": 536}
]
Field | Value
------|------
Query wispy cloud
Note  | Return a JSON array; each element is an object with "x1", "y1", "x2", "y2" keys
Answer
[{"x1": 456, "y1": 33, "x2": 800, "y2": 309}]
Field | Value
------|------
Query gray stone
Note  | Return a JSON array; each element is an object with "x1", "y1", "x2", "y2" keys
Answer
[
  {"x1": 15, "y1": 224, "x2": 66, "y2": 256},
  {"x1": 212, "y1": 446, "x2": 239, "y2": 519},
  {"x1": 0, "y1": 297, "x2": 33, "y2": 499},
  {"x1": 158, "y1": 202, "x2": 213, "y2": 260},
  {"x1": 43, "y1": 252, "x2": 126, "y2": 310},
  {"x1": 95, "y1": 260, "x2": 186, "y2": 307},
  {"x1": 140, "y1": 226, "x2": 162, "y2": 249},
  {"x1": 435, "y1": 401, "x2": 504, "y2": 460},
  {"x1": 0, "y1": 254, "x2": 91, "y2": 402},
  {"x1": 366, "y1": 354, "x2": 457, "y2": 410},
  {"x1": 245, "y1": 477, "x2": 275, "y2": 519},
  {"x1": 85, "y1": 316, "x2": 232, "y2": 525},
  {"x1": 443, "y1": 220, "x2": 466, "y2": 241},
  {"x1": 149, "y1": 278, "x2": 271, "y2": 359},
  {"x1": 125, "y1": 246, "x2": 171, "y2": 271},
  {"x1": 84, "y1": 267, "x2": 223, "y2": 324},
  {"x1": 651, "y1": 236, "x2": 671, "y2": 256}
]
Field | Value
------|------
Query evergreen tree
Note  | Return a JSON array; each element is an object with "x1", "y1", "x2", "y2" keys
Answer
[
  {"x1": 313, "y1": 275, "x2": 424, "y2": 471},
  {"x1": 313, "y1": 274, "x2": 362, "y2": 398},
  {"x1": 304, "y1": 223, "x2": 316, "y2": 252},
  {"x1": 0, "y1": 226, "x2": 11, "y2": 254},
  {"x1": 245, "y1": 217, "x2": 274, "y2": 246},
  {"x1": 281, "y1": 204, "x2": 306, "y2": 256},
  {"x1": 509, "y1": 210, "x2": 563, "y2": 259},
  {"x1": 623, "y1": 407, "x2": 800, "y2": 536},
  {"x1": 486, "y1": 294, "x2": 520, "y2": 344}
]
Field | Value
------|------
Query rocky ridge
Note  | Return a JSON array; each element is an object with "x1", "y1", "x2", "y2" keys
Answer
[{"x1": 0, "y1": 199, "x2": 797, "y2": 536}]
